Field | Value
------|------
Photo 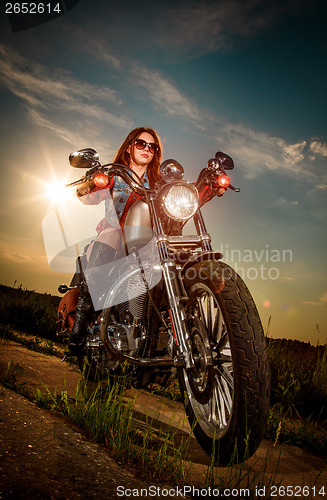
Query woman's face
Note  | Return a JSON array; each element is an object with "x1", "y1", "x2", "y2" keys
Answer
[{"x1": 127, "y1": 131, "x2": 157, "y2": 169}]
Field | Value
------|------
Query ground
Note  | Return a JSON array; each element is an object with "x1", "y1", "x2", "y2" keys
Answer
[{"x1": 0, "y1": 338, "x2": 326, "y2": 499}]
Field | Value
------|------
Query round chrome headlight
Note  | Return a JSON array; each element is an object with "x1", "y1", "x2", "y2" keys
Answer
[{"x1": 162, "y1": 182, "x2": 199, "y2": 221}]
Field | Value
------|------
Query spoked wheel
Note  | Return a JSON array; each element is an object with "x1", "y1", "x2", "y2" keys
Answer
[{"x1": 179, "y1": 262, "x2": 270, "y2": 464}]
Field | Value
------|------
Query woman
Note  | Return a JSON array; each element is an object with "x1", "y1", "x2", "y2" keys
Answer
[{"x1": 68, "y1": 127, "x2": 162, "y2": 354}]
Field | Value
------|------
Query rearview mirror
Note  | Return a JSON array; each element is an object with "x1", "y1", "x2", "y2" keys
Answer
[
  {"x1": 215, "y1": 152, "x2": 234, "y2": 170},
  {"x1": 69, "y1": 148, "x2": 100, "y2": 168},
  {"x1": 160, "y1": 159, "x2": 184, "y2": 182}
]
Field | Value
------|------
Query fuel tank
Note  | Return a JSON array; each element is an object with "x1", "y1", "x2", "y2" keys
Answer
[{"x1": 123, "y1": 199, "x2": 153, "y2": 252}]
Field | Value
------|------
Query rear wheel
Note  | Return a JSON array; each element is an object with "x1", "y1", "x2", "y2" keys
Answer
[
  {"x1": 179, "y1": 262, "x2": 270, "y2": 464},
  {"x1": 77, "y1": 324, "x2": 120, "y2": 382}
]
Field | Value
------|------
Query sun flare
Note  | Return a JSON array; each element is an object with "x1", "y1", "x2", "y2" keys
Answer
[{"x1": 45, "y1": 180, "x2": 72, "y2": 206}]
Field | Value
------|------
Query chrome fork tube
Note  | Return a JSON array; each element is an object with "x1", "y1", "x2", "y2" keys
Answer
[
  {"x1": 161, "y1": 261, "x2": 195, "y2": 369},
  {"x1": 149, "y1": 197, "x2": 195, "y2": 370},
  {"x1": 194, "y1": 210, "x2": 213, "y2": 252}
]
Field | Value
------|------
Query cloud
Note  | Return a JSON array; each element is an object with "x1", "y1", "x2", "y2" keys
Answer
[
  {"x1": 310, "y1": 140, "x2": 327, "y2": 157},
  {"x1": 131, "y1": 65, "x2": 205, "y2": 128},
  {"x1": 27, "y1": 109, "x2": 94, "y2": 147},
  {"x1": 216, "y1": 123, "x2": 281, "y2": 177},
  {"x1": 0, "y1": 39, "x2": 324, "y2": 188},
  {"x1": 282, "y1": 141, "x2": 307, "y2": 167},
  {"x1": 0, "y1": 44, "x2": 132, "y2": 146},
  {"x1": 26, "y1": 109, "x2": 120, "y2": 156},
  {"x1": 60, "y1": 25, "x2": 122, "y2": 70},
  {"x1": 302, "y1": 301, "x2": 324, "y2": 306},
  {"x1": 216, "y1": 123, "x2": 310, "y2": 178},
  {"x1": 0, "y1": 40, "x2": 208, "y2": 148},
  {"x1": 275, "y1": 198, "x2": 299, "y2": 207},
  {"x1": 0, "y1": 44, "x2": 119, "y2": 106},
  {"x1": 148, "y1": 0, "x2": 317, "y2": 60},
  {"x1": 302, "y1": 292, "x2": 327, "y2": 306},
  {"x1": 214, "y1": 121, "x2": 327, "y2": 185},
  {"x1": 1, "y1": 249, "x2": 32, "y2": 264}
]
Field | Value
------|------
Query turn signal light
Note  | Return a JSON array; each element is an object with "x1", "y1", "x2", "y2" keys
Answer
[
  {"x1": 217, "y1": 174, "x2": 230, "y2": 188},
  {"x1": 93, "y1": 172, "x2": 109, "y2": 188}
]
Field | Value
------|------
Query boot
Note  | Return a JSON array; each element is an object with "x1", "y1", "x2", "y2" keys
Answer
[
  {"x1": 68, "y1": 281, "x2": 93, "y2": 354},
  {"x1": 68, "y1": 242, "x2": 117, "y2": 354}
]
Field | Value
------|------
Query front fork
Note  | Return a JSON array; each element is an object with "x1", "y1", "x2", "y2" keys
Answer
[
  {"x1": 150, "y1": 198, "x2": 213, "y2": 371},
  {"x1": 161, "y1": 260, "x2": 195, "y2": 370}
]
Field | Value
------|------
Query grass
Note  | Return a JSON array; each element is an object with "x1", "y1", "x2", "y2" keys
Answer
[
  {"x1": 267, "y1": 336, "x2": 327, "y2": 421},
  {"x1": 2, "y1": 360, "x2": 27, "y2": 396},
  {"x1": 31, "y1": 376, "x2": 326, "y2": 498},
  {"x1": 34, "y1": 375, "x2": 193, "y2": 484},
  {"x1": 0, "y1": 323, "x2": 63, "y2": 357},
  {"x1": 264, "y1": 332, "x2": 327, "y2": 456},
  {"x1": 0, "y1": 283, "x2": 60, "y2": 340},
  {"x1": 32, "y1": 376, "x2": 294, "y2": 497},
  {"x1": 266, "y1": 406, "x2": 327, "y2": 456}
]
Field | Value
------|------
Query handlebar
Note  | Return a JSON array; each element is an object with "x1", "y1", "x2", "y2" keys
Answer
[
  {"x1": 66, "y1": 163, "x2": 149, "y2": 196},
  {"x1": 66, "y1": 157, "x2": 240, "y2": 198}
]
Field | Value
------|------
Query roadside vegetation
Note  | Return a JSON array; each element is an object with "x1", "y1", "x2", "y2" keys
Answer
[
  {"x1": 265, "y1": 336, "x2": 327, "y2": 455},
  {"x1": 0, "y1": 283, "x2": 60, "y2": 340},
  {"x1": 1, "y1": 284, "x2": 326, "y2": 476}
]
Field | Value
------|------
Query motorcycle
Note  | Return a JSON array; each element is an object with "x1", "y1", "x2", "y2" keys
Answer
[{"x1": 56, "y1": 148, "x2": 270, "y2": 464}]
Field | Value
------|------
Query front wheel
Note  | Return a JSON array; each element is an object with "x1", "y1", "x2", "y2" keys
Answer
[{"x1": 178, "y1": 262, "x2": 270, "y2": 464}]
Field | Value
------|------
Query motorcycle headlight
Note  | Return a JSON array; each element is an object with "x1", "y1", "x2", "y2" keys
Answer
[{"x1": 162, "y1": 182, "x2": 199, "y2": 221}]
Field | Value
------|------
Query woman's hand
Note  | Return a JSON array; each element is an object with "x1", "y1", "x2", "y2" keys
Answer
[
  {"x1": 216, "y1": 187, "x2": 227, "y2": 197},
  {"x1": 76, "y1": 181, "x2": 93, "y2": 197}
]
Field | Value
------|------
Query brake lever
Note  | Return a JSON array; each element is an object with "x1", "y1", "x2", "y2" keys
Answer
[
  {"x1": 66, "y1": 178, "x2": 88, "y2": 187},
  {"x1": 228, "y1": 184, "x2": 240, "y2": 192},
  {"x1": 66, "y1": 164, "x2": 111, "y2": 187}
]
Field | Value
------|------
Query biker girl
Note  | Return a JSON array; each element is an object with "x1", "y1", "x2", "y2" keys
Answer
[
  {"x1": 68, "y1": 126, "x2": 225, "y2": 354},
  {"x1": 68, "y1": 127, "x2": 163, "y2": 353}
]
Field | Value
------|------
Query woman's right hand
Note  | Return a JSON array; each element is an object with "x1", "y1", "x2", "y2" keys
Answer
[{"x1": 76, "y1": 181, "x2": 93, "y2": 197}]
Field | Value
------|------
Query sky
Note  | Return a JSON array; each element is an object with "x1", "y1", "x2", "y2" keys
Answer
[{"x1": 0, "y1": 0, "x2": 326, "y2": 344}]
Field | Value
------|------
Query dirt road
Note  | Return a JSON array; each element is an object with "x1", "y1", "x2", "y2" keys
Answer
[{"x1": 0, "y1": 338, "x2": 326, "y2": 499}]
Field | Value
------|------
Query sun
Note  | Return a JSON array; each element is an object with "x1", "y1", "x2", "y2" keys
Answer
[{"x1": 45, "y1": 180, "x2": 72, "y2": 206}]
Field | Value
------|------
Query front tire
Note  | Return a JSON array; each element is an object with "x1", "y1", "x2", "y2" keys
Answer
[{"x1": 179, "y1": 262, "x2": 270, "y2": 464}]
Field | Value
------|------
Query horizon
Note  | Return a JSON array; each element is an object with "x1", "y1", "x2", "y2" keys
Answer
[{"x1": 1, "y1": 281, "x2": 325, "y2": 347}]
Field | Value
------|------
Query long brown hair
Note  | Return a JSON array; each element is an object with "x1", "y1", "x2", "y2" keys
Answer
[{"x1": 113, "y1": 127, "x2": 162, "y2": 188}]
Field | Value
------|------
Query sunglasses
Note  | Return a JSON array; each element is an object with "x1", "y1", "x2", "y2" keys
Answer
[{"x1": 134, "y1": 139, "x2": 158, "y2": 155}]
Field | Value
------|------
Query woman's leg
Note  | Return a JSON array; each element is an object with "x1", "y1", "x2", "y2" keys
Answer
[
  {"x1": 85, "y1": 227, "x2": 122, "y2": 261},
  {"x1": 68, "y1": 227, "x2": 122, "y2": 354}
]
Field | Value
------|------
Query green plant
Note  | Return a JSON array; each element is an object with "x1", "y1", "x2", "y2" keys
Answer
[
  {"x1": 0, "y1": 284, "x2": 60, "y2": 340},
  {"x1": 34, "y1": 377, "x2": 190, "y2": 483},
  {"x1": 267, "y1": 338, "x2": 327, "y2": 421},
  {"x1": 3, "y1": 360, "x2": 27, "y2": 395},
  {"x1": 1, "y1": 326, "x2": 62, "y2": 357}
]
